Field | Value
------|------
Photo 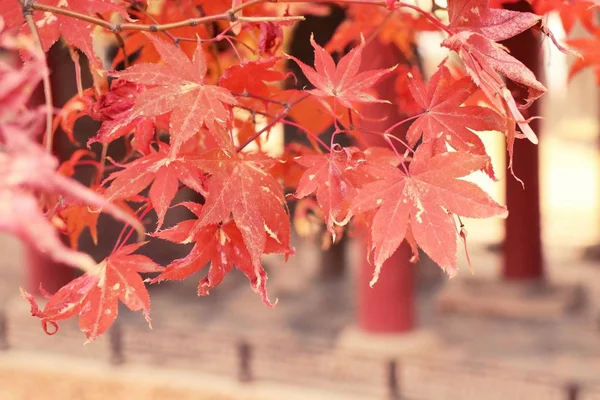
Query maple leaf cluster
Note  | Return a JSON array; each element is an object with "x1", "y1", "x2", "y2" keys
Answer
[{"x1": 0, "y1": 0, "x2": 595, "y2": 341}]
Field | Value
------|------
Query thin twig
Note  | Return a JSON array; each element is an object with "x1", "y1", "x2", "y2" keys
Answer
[
  {"x1": 97, "y1": 143, "x2": 108, "y2": 186},
  {"x1": 23, "y1": 11, "x2": 54, "y2": 153},
  {"x1": 281, "y1": 119, "x2": 330, "y2": 152},
  {"x1": 396, "y1": 1, "x2": 453, "y2": 35},
  {"x1": 236, "y1": 93, "x2": 310, "y2": 152}
]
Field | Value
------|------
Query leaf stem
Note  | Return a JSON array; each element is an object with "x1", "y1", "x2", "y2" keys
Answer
[
  {"x1": 117, "y1": 206, "x2": 152, "y2": 252},
  {"x1": 234, "y1": 104, "x2": 330, "y2": 152},
  {"x1": 384, "y1": 112, "x2": 422, "y2": 134},
  {"x1": 281, "y1": 119, "x2": 331, "y2": 152},
  {"x1": 112, "y1": 203, "x2": 149, "y2": 253},
  {"x1": 357, "y1": 127, "x2": 414, "y2": 154},
  {"x1": 235, "y1": 93, "x2": 311, "y2": 152},
  {"x1": 96, "y1": 143, "x2": 108, "y2": 186}
]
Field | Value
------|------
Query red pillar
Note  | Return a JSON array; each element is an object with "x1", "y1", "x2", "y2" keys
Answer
[
  {"x1": 358, "y1": 243, "x2": 414, "y2": 332},
  {"x1": 25, "y1": 46, "x2": 74, "y2": 295},
  {"x1": 502, "y1": 0, "x2": 543, "y2": 280},
  {"x1": 357, "y1": 40, "x2": 415, "y2": 333},
  {"x1": 26, "y1": 249, "x2": 73, "y2": 295}
]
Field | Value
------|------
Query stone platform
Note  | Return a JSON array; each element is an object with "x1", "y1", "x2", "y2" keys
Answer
[{"x1": 3, "y1": 236, "x2": 600, "y2": 399}]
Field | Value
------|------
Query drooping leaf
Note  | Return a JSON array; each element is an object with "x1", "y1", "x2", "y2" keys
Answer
[
  {"x1": 0, "y1": 24, "x2": 141, "y2": 271},
  {"x1": 442, "y1": 0, "x2": 551, "y2": 146},
  {"x1": 184, "y1": 150, "x2": 292, "y2": 277},
  {"x1": 152, "y1": 202, "x2": 279, "y2": 305}
]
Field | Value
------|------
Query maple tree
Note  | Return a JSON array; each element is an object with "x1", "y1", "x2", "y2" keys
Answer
[{"x1": 0, "y1": 0, "x2": 596, "y2": 341}]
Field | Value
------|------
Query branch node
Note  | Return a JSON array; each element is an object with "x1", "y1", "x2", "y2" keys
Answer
[
  {"x1": 22, "y1": 0, "x2": 34, "y2": 16},
  {"x1": 228, "y1": 10, "x2": 238, "y2": 23},
  {"x1": 148, "y1": 25, "x2": 158, "y2": 32},
  {"x1": 112, "y1": 23, "x2": 122, "y2": 33},
  {"x1": 189, "y1": 18, "x2": 198, "y2": 27}
]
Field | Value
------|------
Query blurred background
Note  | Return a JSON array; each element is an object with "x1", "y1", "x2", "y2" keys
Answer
[{"x1": 1, "y1": 1, "x2": 600, "y2": 399}]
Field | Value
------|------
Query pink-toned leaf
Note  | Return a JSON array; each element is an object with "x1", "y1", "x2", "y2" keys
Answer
[
  {"x1": 287, "y1": 35, "x2": 397, "y2": 109},
  {"x1": 352, "y1": 145, "x2": 507, "y2": 284},
  {"x1": 112, "y1": 34, "x2": 237, "y2": 157}
]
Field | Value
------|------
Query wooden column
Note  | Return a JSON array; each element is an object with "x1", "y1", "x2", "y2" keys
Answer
[
  {"x1": 25, "y1": 249, "x2": 73, "y2": 295},
  {"x1": 357, "y1": 40, "x2": 415, "y2": 333},
  {"x1": 358, "y1": 242, "x2": 414, "y2": 332},
  {"x1": 501, "y1": 1, "x2": 544, "y2": 281}
]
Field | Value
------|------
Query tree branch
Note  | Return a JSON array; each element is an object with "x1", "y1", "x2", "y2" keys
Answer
[{"x1": 30, "y1": 2, "x2": 304, "y2": 34}]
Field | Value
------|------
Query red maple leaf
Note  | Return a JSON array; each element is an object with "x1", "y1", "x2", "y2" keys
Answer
[
  {"x1": 51, "y1": 90, "x2": 95, "y2": 145},
  {"x1": 352, "y1": 143, "x2": 507, "y2": 284},
  {"x1": 0, "y1": 0, "x2": 127, "y2": 67},
  {"x1": 22, "y1": 242, "x2": 162, "y2": 341},
  {"x1": 287, "y1": 34, "x2": 397, "y2": 109},
  {"x1": 326, "y1": 5, "x2": 438, "y2": 58},
  {"x1": 219, "y1": 58, "x2": 286, "y2": 107},
  {"x1": 87, "y1": 79, "x2": 160, "y2": 155},
  {"x1": 103, "y1": 144, "x2": 207, "y2": 228},
  {"x1": 295, "y1": 145, "x2": 370, "y2": 236},
  {"x1": 112, "y1": 33, "x2": 237, "y2": 156},
  {"x1": 394, "y1": 64, "x2": 425, "y2": 116},
  {"x1": 567, "y1": 36, "x2": 600, "y2": 84},
  {"x1": 184, "y1": 150, "x2": 292, "y2": 277},
  {"x1": 406, "y1": 62, "x2": 504, "y2": 178},
  {"x1": 255, "y1": 22, "x2": 285, "y2": 56},
  {"x1": 152, "y1": 202, "x2": 280, "y2": 305},
  {"x1": 58, "y1": 202, "x2": 100, "y2": 249}
]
